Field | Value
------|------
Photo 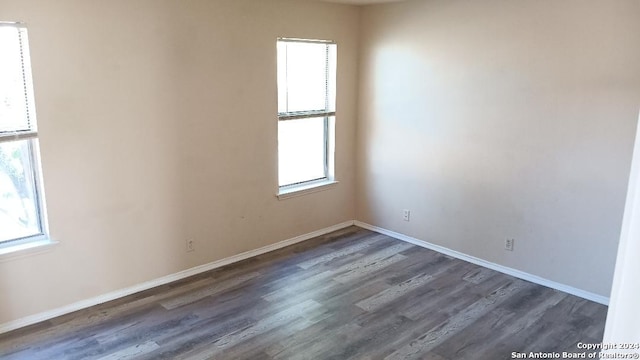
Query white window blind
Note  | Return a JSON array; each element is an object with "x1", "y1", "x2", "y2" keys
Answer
[{"x1": 0, "y1": 22, "x2": 37, "y2": 141}]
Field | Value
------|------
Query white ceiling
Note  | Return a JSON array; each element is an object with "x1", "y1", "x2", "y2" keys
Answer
[{"x1": 318, "y1": 0, "x2": 405, "y2": 5}]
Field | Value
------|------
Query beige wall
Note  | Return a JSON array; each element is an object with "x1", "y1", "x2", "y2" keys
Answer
[
  {"x1": 0, "y1": 0, "x2": 359, "y2": 324},
  {"x1": 357, "y1": 0, "x2": 640, "y2": 297}
]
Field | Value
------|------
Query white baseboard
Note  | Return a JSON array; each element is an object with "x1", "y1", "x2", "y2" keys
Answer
[
  {"x1": 0, "y1": 221, "x2": 356, "y2": 335},
  {"x1": 1, "y1": 219, "x2": 607, "y2": 334},
  {"x1": 354, "y1": 221, "x2": 609, "y2": 305}
]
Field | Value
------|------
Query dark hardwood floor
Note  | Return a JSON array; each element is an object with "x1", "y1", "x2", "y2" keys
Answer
[{"x1": 0, "y1": 226, "x2": 608, "y2": 359}]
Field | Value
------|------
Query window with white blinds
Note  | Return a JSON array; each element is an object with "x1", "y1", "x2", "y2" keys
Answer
[
  {"x1": 277, "y1": 38, "x2": 337, "y2": 190},
  {"x1": 0, "y1": 23, "x2": 37, "y2": 137},
  {"x1": 0, "y1": 22, "x2": 48, "y2": 246}
]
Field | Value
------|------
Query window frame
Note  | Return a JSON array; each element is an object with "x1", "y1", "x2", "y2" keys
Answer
[
  {"x1": 0, "y1": 21, "x2": 50, "y2": 253},
  {"x1": 276, "y1": 37, "x2": 337, "y2": 196}
]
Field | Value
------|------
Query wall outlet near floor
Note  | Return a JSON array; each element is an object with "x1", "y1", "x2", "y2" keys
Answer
[
  {"x1": 186, "y1": 239, "x2": 195, "y2": 252},
  {"x1": 403, "y1": 209, "x2": 411, "y2": 222},
  {"x1": 505, "y1": 238, "x2": 514, "y2": 251}
]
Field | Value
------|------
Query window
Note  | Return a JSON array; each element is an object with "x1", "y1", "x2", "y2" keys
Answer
[
  {"x1": 277, "y1": 38, "x2": 337, "y2": 193},
  {"x1": 0, "y1": 22, "x2": 48, "y2": 247}
]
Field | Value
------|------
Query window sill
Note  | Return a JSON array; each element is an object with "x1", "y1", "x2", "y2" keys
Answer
[
  {"x1": 0, "y1": 237, "x2": 59, "y2": 262},
  {"x1": 277, "y1": 179, "x2": 339, "y2": 200}
]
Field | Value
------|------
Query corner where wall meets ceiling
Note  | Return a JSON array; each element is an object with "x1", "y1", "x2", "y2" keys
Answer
[{"x1": 316, "y1": 0, "x2": 406, "y2": 5}]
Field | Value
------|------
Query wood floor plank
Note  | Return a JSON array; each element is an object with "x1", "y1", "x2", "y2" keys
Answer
[
  {"x1": 272, "y1": 322, "x2": 363, "y2": 360},
  {"x1": 354, "y1": 259, "x2": 458, "y2": 312},
  {"x1": 296, "y1": 233, "x2": 385, "y2": 269},
  {"x1": 0, "y1": 226, "x2": 608, "y2": 360},
  {"x1": 262, "y1": 305, "x2": 368, "y2": 359},
  {"x1": 95, "y1": 341, "x2": 160, "y2": 360},
  {"x1": 432, "y1": 288, "x2": 567, "y2": 360},
  {"x1": 330, "y1": 242, "x2": 413, "y2": 282},
  {"x1": 159, "y1": 271, "x2": 261, "y2": 310},
  {"x1": 173, "y1": 299, "x2": 324, "y2": 360},
  {"x1": 0, "y1": 276, "x2": 215, "y2": 354},
  {"x1": 333, "y1": 253, "x2": 407, "y2": 283},
  {"x1": 385, "y1": 280, "x2": 532, "y2": 360}
]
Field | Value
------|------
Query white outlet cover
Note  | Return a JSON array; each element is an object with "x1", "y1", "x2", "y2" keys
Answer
[{"x1": 505, "y1": 239, "x2": 514, "y2": 251}]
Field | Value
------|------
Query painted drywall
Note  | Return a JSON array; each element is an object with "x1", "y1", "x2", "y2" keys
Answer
[
  {"x1": 357, "y1": 0, "x2": 640, "y2": 297},
  {"x1": 0, "y1": 0, "x2": 359, "y2": 324},
  {"x1": 604, "y1": 111, "x2": 640, "y2": 343}
]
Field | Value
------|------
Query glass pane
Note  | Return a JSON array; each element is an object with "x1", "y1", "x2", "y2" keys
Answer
[
  {"x1": 278, "y1": 42, "x2": 328, "y2": 113},
  {"x1": 278, "y1": 117, "x2": 326, "y2": 186},
  {"x1": 0, "y1": 139, "x2": 41, "y2": 242},
  {"x1": 0, "y1": 26, "x2": 31, "y2": 133}
]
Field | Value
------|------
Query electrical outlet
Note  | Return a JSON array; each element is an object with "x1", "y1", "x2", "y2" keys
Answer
[
  {"x1": 403, "y1": 209, "x2": 411, "y2": 222},
  {"x1": 505, "y1": 238, "x2": 514, "y2": 251},
  {"x1": 186, "y1": 239, "x2": 195, "y2": 252}
]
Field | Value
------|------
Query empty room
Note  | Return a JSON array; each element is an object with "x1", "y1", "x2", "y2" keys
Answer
[{"x1": 1, "y1": 0, "x2": 639, "y2": 359}]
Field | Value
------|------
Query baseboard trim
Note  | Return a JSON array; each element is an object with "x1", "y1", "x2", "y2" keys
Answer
[
  {"x1": 354, "y1": 221, "x2": 609, "y2": 305},
  {"x1": 0, "y1": 220, "x2": 356, "y2": 335},
  {"x1": 1, "y1": 219, "x2": 607, "y2": 334}
]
